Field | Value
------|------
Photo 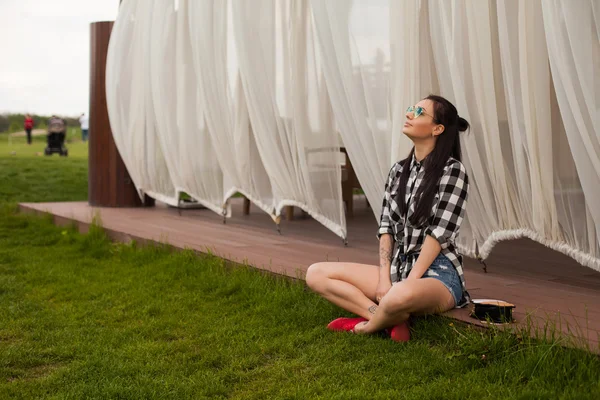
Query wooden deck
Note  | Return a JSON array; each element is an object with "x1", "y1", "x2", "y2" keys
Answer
[{"x1": 19, "y1": 197, "x2": 600, "y2": 352}]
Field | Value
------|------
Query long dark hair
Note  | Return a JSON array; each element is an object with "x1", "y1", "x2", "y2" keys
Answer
[{"x1": 397, "y1": 94, "x2": 469, "y2": 227}]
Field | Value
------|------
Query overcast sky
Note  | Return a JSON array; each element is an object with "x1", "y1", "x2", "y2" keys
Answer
[{"x1": 0, "y1": 0, "x2": 119, "y2": 116}]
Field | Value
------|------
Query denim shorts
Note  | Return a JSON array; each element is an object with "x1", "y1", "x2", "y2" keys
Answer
[
  {"x1": 423, "y1": 254, "x2": 463, "y2": 307},
  {"x1": 393, "y1": 254, "x2": 463, "y2": 307}
]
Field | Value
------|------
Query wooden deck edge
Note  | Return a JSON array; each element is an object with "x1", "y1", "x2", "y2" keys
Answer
[{"x1": 17, "y1": 203, "x2": 303, "y2": 281}]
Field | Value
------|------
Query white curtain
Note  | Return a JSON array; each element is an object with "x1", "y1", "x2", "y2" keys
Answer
[
  {"x1": 149, "y1": 0, "x2": 224, "y2": 215},
  {"x1": 542, "y1": 0, "x2": 600, "y2": 264},
  {"x1": 107, "y1": 0, "x2": 600, "y2": 271},
  {"x1": 428, "y1": 0, "x2": 522, "y2": 254},
  {"x1": 427, "y1": 0, "x2": 600, "y2": 269},
  {"x1": 311, "y1": 0, "x2": 600, "y2": 270},
  {"x1": 233, "y1": 0, "x2": 346, "y2": 239},
  {"x1": 310, "y1": 0, "x2": 393, "y2": 223},
  {"x1": 389, "y1": 0, "x2": 438, "y2": 162},
  {"x1": 106, "y1": 0, "x2": 177, "y2": 206},
  {"x1": 188, "y1": 0, "x2": 275, "y2": 220}
]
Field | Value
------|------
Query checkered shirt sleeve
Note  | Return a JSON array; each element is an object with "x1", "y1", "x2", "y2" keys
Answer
[
  {"x1": 377, "y1": 163, "x2": 400, "y2": 239},
  {"x1": 424, "y1": 161, "x2": 469, "y2": 247}
]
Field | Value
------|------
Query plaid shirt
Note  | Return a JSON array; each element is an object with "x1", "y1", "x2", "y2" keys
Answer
[{"x1": 377, "y1": 154, "x2": 470, "y2": 307}]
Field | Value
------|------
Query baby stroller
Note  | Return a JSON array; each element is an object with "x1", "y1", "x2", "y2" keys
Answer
[{"x1": 44, "y1": 116, "x2": 68, "y2": 156}]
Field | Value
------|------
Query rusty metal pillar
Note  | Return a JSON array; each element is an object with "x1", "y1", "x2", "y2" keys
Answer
[{"x1": 88, "y1": 21, "x2": 152, "y2": 207}]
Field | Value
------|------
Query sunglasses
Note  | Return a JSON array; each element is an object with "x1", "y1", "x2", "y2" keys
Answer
[{"x1": 406, "y1": 106, "x2": 436, "y2": 121}]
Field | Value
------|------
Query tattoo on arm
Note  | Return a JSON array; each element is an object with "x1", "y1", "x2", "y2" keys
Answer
[
  {"x1": 379, "y1": 247, "x2": 393, "y2": 269},
  {"x1": 379, "y1": 234, "x2": 394, "y2": 269},
  {"x1": 368, "y1": 305, "x2": 378, "y2": 315}
]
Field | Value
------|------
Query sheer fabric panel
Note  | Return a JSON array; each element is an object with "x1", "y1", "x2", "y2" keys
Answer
[
  {"x1": 106, "y1": 0, "x2": 177, "y2": 206},
  {"x1": 233, "y1": 0, "x2": 346, "y2": 238}
]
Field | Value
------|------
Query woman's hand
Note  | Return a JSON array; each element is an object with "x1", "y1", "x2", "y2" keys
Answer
[{"x1": 375, "y1": 278, "x2": 392, "y2": 304}]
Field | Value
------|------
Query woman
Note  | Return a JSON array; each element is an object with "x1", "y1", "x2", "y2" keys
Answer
[
  {"x1": 24, "y1": 114, "x2": 34, "y2": 145},
  {"x1": 306, "y1": 95, "x2": 470, "y2": 342}
]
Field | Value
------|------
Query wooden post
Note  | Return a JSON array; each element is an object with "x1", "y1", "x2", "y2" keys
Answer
[
  {"x1": 88, "y1": 21, "x2": 150, "y2": 207},
  {"x1": 286, "y1": 206, "x2": 294, "y2": 221},
  {"x1": 341, "y1": 149, "x2": 355, "y2": 218},
  {"x1": 243, "y1": 196, "x2": 251, "y2": 215}
]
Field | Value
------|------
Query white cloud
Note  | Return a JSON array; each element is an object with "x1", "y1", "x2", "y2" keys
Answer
[{"x1": 0, "y1": 0, "x2": 119, "y2": 116}]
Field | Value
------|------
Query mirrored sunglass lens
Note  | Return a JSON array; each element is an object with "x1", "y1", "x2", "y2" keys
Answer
[
  {"x1": 406, "y1": 106, "x2": 414, "y2": 113},
  {"x1": 414, "y1": 107, "x2": 423, "y2": 117}
]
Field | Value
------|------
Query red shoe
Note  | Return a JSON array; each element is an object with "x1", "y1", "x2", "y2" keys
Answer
[
  {"x1": 390, "y1": 321, "x2": 410, "y2": 342},
  {"x1": 327, "y1": 317, "x2": 368, "y2": 332}
]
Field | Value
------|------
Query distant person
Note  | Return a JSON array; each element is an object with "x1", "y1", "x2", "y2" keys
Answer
[
  {"x1": 79, "y1": 112, "x2": 89, "y2": 142},
  {"x1": 24, "y1": 114, "x2": 34, "y2": 145}
]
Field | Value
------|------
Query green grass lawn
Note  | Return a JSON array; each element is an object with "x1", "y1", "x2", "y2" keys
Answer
[
  {"x1": 0, "y1": 132, "x2": 88, "y2": 204},
  {"x1": 1, "y1": 128, "x2": 88, "y2": 158},
  {"x1": 1, "y1": 133, "x2": 600, "y2": 399}
]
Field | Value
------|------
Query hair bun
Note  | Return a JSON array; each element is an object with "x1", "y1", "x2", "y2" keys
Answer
[{"x1": 457, "y1": 116, "x2": 470, "y2": 132}]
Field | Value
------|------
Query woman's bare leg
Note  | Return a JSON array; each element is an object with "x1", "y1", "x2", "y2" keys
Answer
[
  {"x1": 305, "y1": 262, "x2": 380, "y2": 320},
  {"x1": 354, "y1": 278, "x2": 455, "y2": 334}
]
